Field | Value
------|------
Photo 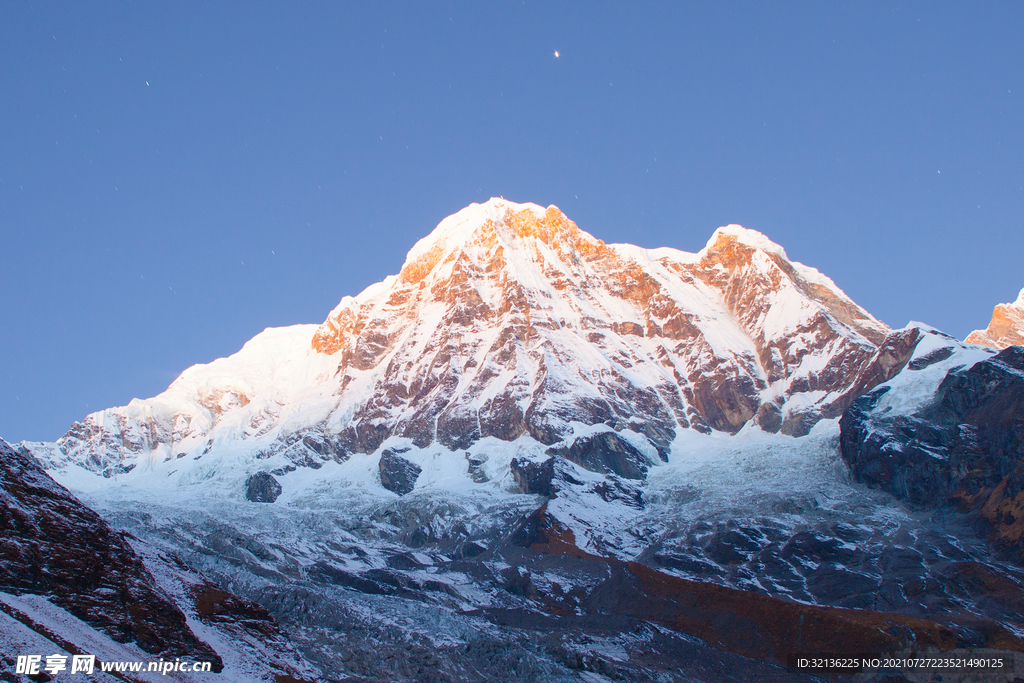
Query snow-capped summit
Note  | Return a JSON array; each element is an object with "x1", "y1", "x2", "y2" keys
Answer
[
  {"x1": 28, "y1": 200, "x2": 911, "y2": 485},
  {"x1": 702, "y1": 224, "x2": 790, "y2": 260},
  {"x1": 966, "y1": 287, "x2": 1024, "y2": 349}
]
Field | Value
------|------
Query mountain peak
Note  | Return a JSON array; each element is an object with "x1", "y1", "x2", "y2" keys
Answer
[
  {"x1": 703, "y1": 224, "x2": 789, "y2": 261},
  {"x1": 966, "y1": 287, "x2": 1024, "y2": 349},
  {"x1": 294, "y1": 202, "x2": 889, "y2": 448},
  {"x1": 393, "y1": 199, "x2": 600, "y2": 288},
  {"x1": 404, "y1": 198, "x2": 589, "y2": 256}
]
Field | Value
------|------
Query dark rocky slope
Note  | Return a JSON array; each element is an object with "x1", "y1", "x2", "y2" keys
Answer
[
  {"x1": 1, "y1": 438, "x2": 319, "y2": 681},
  {"x1": 841, "y1": 345, "x2": 1024, "y2": 560},
  {"x1": 510, "y1": 507, "x2": 1024, "y2": 661},
  {"x1": 0, "y1": 438, "x2": 221, "y2": 664}
]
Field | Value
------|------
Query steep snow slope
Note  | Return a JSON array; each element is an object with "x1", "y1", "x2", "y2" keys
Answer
[
  {"x1": 967, "y1": 288, "x2": 1024, "y2": 349},
  {"x1": 29, "y1": 199, "x2": 901, "y2": 489}
]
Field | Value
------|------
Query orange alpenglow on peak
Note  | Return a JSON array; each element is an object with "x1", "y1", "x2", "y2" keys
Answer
[
  {"x1": 966, "y1": 288, "x2": 1024, "y2": 349},
  {"x1": 310, "y1": 199, "x2": 607, "y2": 356},
  {"x1": 307, "y1": 198, "x2": 897, "y2": 448}
]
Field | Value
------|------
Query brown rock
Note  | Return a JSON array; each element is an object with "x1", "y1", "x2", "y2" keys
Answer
[{"x1": 511, "y1": 506, "x2": 1024, "y2": 666}]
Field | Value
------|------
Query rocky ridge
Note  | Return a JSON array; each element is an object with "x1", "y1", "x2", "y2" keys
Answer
[
  {"x1": 0, "y1": 439, "x2": 219, "y2": 663},
  {"x1": 966, "y1": 288, "x2": 1024, "y2": 349},
  {"x1": 841, "y1": 330, "x2": 1024, "y2": 562}
]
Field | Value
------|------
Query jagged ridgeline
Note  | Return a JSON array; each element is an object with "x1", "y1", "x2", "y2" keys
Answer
[{"x1": 29, "y1": 199, "x2": 916, "y2": 480}]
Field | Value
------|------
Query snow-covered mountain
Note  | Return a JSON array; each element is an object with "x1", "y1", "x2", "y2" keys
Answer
[
  {"x1": 967, "y1": 287, "x2": 1024, "y2": 349},
  {"x1": 15, "y1": 200, "x2": 1024, "y2": 681},
  {"x1": 29, "y1": 199, "x2": 908, "y2": 484}
]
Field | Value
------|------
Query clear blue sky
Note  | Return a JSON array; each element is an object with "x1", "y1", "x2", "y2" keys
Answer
[{"x1": 2, "y1": 2, "x2": 1022, "y2": 443}]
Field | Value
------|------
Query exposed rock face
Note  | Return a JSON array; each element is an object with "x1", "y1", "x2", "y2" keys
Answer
[
  {"x1": 967, "y1": 287, "x2": 1024, "y2": 349},
  {"x1": 841, "y1": 344, "x2": 1024, "y2": 557},
  {"x1": 819, "y1": 326, "x2": 923, "y2": 419},
  {"x1": 0, "y1": 439, "x2": 222, "y2": 665},
  {"x1": 509, "y1": 457, "x2": 555, "y2": 496},
  {"x1": 190, "y1": 581, "x2": 278, "y2": 636},
  {"x1": 842, "y1": 385, "x2": 966, "y2": 508},
  {"x1": 31, "y1": 199, "x2": 902, "y2": 480},
  {"x1": 546, "y1": 431, "x2": 651, "y2": 480},
  {"x1": 379, "y1": 449, "x2": 422, "y2": 496},
  {"x1": 245, "y1": 472, "x2": 282, "y2": 503}
]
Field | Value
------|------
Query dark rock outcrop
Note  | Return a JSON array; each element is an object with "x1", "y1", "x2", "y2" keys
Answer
[
  {"x1": 0, "y1": 439, "x2": 222, "y2": 666},
  {"x1": 245, "y1": 471, "x2": 282, "y2": 503},
  {"x1": 841, "y1": 385, "x2": 964, "y2": 507},
  {"x1": 465, "y1": 451, "x2": 489, "y2": 483},
  {"x1": 546, "y1": 432, "x2": 650, "y2": 480},
  {"x1": 588, "y1": 478, "x2": 645, "y2": 509},
  {"x1": 510, "y1": 457, "x2": 555, "y2": 496},
  {"x1": 841, "y1": 346, "x2": 1024, "y2": 557},
  {"x1": 379, "y1": 449, "x2": 421, "y2": 496},
  {"x1": 190, "y1": 580, "x2": 279, "y2": 637}
]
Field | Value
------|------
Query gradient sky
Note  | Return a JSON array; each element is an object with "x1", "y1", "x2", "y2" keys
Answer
[{"x1": 2, "y1": 2, "x2": 1022, "y2": 443}]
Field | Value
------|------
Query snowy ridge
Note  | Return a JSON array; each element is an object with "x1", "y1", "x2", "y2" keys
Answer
[{"x1": 873, "y1": 323, "x2": 995, "y2": 417}]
